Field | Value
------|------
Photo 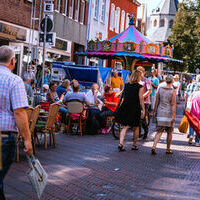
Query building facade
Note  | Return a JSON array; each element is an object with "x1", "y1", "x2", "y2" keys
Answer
[
  {"x1": 53, "y1": 0, "x2": 89, "y2": 64},
  {"x1": 86, "y1": 0, "x2": 110, "y2": 66},
  {"x1": 107, "y1": 0, "x2": 140, "y2": 68},
  {"x1": 0, "y1": 0, "x2": 41, "y2": 76},
  {"x1": 0, "y1": 0, "x2": 89, "y2": 76},
  {"x1": 147, "y1": 0, "x2": 179, "y2": 43}
]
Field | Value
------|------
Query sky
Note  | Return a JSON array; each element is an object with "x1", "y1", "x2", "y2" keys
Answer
[{"x1": 137, "y1": 0, "x2": 183, "y2": 17}]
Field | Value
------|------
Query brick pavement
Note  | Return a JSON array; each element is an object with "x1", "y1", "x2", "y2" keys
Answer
[{"x1": 4, "y1": 103, "x2": 200, "y2": 200}]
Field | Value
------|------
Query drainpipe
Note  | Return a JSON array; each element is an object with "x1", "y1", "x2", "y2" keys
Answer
[{"x1": 86, "y1": 0, "x2": 92, "y2": 65}]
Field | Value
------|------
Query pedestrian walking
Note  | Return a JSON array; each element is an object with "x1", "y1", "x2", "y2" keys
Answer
[
  {"x1": 152, "y1": 75, "x2": 176, "y2": 155},
  {"x1": 137, "y1": 66, "x2": 152, "y2": 139},
  {"x1": 149, "y1": 69, "x2": 159, "y2": 113},
  {"x1": 185, "y1": 75, "x2": 200, "y2": 144},
  {"x1": 0, "y1": 46, "x2": 33, "y2": 199},
  {"x1": 115, "y1": 70, "x2": 145, "y2": 151},
  {"x1": 186, "y1": 91, "x2": 200, "y2": 146}
]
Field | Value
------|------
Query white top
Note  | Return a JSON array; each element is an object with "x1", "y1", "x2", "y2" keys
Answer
[{"x1": 173, "y1": 81, "x2": 180, "y2": 95}]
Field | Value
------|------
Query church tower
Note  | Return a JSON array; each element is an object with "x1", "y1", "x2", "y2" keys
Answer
[{"x1": 147, "y1": 0, "x2": 179, "y2": 43}]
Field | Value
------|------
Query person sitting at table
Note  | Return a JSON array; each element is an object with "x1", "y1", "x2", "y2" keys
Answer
[
  {"x1": 96, "y1": 85, "x2": 119, "y2": 134},
  {"x1": 56, "y1": 79, "x2": 71, "y2": 98},
  {"x1": 85, "y1": 83, "x2": 103, "y2": 134},
  {"x1": 111, "y1": 70, "x2": 124, "y2": 93},
  {"x1": 46, "y1": 81, "x2": 68, "y2": 129},
  {"x1": 63, "y1": 80, "x2": 90, "y2": 105}
]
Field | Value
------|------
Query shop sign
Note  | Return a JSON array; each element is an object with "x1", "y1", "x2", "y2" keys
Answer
[
  {"x1": 0, "y1": 22, "x2": 26, "y2": 41},
  {"x1": 55, "y1": 39, "x2": 68, "y2": 51}
]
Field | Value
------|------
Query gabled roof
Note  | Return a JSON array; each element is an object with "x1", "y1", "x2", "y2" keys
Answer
[{"x1": 152, "y1": 0, "x2": 179, "y2": 15}]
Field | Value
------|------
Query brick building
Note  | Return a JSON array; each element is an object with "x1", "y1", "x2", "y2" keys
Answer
[
  {"x1": 0, "y1": 0, "x2": 41, "y2": 76},
  {"x1": 0, "y1": 0, "x2": 89, "y2": 77},
  {"x1": 107, "y1": 0, "x2": 140, "y2": 69}
]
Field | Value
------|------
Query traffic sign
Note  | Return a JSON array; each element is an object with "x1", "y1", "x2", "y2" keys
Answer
[
  {"x1": 196, "y1": 68, "x2": 200, "y2": 74},
  {"x1": 40, "y1": 17, "x2": 53, "y2": 33},
  {"x1": 39, "y1": 32, "x2": 56, "y2": 46},
  {"x1": 44, "y1": 2, "x2": 54, "y2": 13}
]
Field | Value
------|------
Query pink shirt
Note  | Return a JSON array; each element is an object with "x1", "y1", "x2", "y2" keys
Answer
[
  {"x1": 190, "y1": 91, "x2": 200, "y2": 119},
  {"x1": 140, "y1": 77, "x2": 152, "y2": 104}
]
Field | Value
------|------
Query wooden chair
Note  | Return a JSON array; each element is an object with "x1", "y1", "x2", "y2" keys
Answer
[
  {"x1": 29, "y1": 105, "x2": 41, "y2": 153},
  {"x1": 66, "y1": 101, "x2": 86, "y2": 136},
  {"x1": 35, "y1": 103, "x2": 60, "y2": 149},
  {"x1": 16, "y1": 107, "x2": 34, "y2": 162}
]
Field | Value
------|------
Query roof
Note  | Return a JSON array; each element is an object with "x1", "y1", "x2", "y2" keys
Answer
[
  {"x1": 109, "y1": 25, "x2": 151, "y2": 45},
  {"x1": 148, "y1": 26, "x2": 172, "y2": 43},
  {"x1": 152, "y1": 0, "x2": 179, "y2": 15}
]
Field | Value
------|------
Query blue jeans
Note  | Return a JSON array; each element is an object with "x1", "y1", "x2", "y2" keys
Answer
[
  {"x1": 189, "y1": 127, "x2": 200, "y2": 143},
  {"x1": 59, "y1": 107, "x2": 68, "y2": 124},
  {"x1": 0, "y1": 134, "x2": 16, "y2": 199}
]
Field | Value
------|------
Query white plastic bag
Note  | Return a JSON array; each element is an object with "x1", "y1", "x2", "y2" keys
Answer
[{"x1": 26, "y1": 155, "x2": 48, "y2": 199}]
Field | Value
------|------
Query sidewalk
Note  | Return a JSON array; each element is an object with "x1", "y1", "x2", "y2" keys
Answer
[{"x1": 5, "y1": 104, "x2": 200, "y2": 200}]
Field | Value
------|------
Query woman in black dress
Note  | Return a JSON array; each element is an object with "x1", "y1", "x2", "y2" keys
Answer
[{"x1": 115, "y1": 70, "x2": 145, "y2": 151}]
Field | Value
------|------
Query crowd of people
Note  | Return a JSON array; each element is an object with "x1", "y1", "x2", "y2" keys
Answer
[
  {"x1": 1, "y1": 45, "x2": 200, "y2": 199},
  {"x1": 23, "y1": 63, "x2": 200, "y2": 151}
]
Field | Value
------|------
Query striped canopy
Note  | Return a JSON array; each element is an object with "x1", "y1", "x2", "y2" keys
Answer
[{"x1": 109, "y1": 25, "x2": 151, "y2": 45}]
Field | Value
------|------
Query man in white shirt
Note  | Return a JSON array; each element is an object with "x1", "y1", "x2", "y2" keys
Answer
[
  {"x1": 173, "y1": 75, "x2": 181, "y2": 103},
  {"x1": 86, "y1": 83, "x2": 102, "y2": 134}
]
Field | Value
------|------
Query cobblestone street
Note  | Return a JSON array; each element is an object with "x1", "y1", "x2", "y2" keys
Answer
[{"x1": 5, "y1": 104, "x2": 200, "y2": 200}]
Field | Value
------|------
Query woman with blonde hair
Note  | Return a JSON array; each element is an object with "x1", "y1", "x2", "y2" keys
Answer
[{"x1": 115, "y1": 70, "x2": 145, "y2": 151}]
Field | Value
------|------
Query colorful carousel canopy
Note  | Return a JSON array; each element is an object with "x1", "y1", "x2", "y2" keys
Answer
[
  {"x1": 109, "y1": 23, "x2": 151, "y2": 45},
  {"x1": 77, "y1": 15, "x2": 182, "y2": 70}
]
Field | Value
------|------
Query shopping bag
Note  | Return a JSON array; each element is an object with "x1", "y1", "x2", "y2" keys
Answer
[
  {"x1": 185, "y1": 110, "x2": 200, "y2": 138},
  {"x1": 178, "y1": 115, "x2": 188, "y2": 134},
  {"x1": 26, "y1": 155, "x2": 48, "y2": 199}
]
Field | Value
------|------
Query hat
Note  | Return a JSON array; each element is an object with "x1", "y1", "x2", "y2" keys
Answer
[
  {"x1": 43, "y1": 84, "x2": 49, "y2": 90},
  {"x1": 166, "y1": 75, "x2": 174, "y2": 83},
  {"x1": 174, "y1": 75, "x2": 179, "y2": 79}
]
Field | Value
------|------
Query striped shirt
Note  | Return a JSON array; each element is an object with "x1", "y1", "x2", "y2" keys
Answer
[
  {"x1": 186, "y1": 82, "x2": 200, "y2": 98},
  {"x1": 0, "y1": 65, "x2": 28, "y2": 132}
]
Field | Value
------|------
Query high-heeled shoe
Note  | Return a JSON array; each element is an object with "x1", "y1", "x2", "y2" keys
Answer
[
  {"x1": 131, "y1": 145, "x2": 139, "y2": 151},
  {"x1": 151, "y1": 149, "x2": 157, "y2": 155},
  {"x1": 118, "y1": 144, "x2": 126, "y2": 152}
]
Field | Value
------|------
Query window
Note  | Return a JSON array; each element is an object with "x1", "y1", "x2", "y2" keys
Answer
[
  {"x1": 75, "y1": 0, "x2": 80, "y2": 21},
  {"x1": 160, "y1": 19, "x2": 165, "y2": 27},
  {"x1": 101, "y1": 0, "x2": 106, "y2": 22},
  {"x1": 69, "y1": 0, "x2": 75, "y2": 18},
  {"x1": 125, "y1": 13, "x2": 129, "y2": 29},
  {"x1": 154, "y1": 19, "x2": 157, "y2": 27},
  {"x1": 169, "y1": 20, "x2": 174, "y2": 28},
  {"x1": 120, "y1": 10, "x2": 125, "y2": 32},
  {"x1": 56, "y1": 0, "x2": 61, "y2": 12},
  {"x1": 80, "y1": 1, "x2": 85, "y2": 24},
  {"x1": 115, "y1": 7, "x2": 120, "y2": 33},
  {"x1": 110, "y1": 3, "x2": 115, "y2": 31},
  {"x1": 95, "y1": 0, "x2": 100, "y2": 19},
  {"x1": 63, "y1": 0, "x2": 68, "y2": 15}
]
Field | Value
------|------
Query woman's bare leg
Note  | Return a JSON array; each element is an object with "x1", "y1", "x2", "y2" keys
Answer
[
  {"x1": 133, "y1": 127, "x2": 139, "y2": 146},
  {"x1": 167, "y1": 132, "x2": 173, "y2": 151},
  {"x1": 119, "y1": 126, "x2": 129, "y2": 146},
  {"x1": 152, "y1": 131, "x2": 163, "y2": 150}
]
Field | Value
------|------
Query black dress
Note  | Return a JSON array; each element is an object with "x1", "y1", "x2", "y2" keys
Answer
[{"x1": 115, "y1": 83, "x2": 142, "y2": 127}]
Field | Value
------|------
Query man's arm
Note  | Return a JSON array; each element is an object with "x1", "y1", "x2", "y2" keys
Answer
[
  {"x1": 143, "y1": 89, "x2": 152, "y2": 99},
  {"x1": 14, "y1": 108, "x2": 33, "y2": 155}
]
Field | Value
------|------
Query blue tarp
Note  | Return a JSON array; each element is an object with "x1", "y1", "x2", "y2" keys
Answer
[
  {"x1": 99, "y1": 67, "x2": 112, "y2": 83},
  {"x1": 121, "y1": 70, "x2": 130, "y2": 83}
]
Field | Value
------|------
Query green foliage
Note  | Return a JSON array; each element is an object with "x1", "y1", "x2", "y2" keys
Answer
[{"x1": 168, "y1": 0, "x2": 200, "y2": 72}]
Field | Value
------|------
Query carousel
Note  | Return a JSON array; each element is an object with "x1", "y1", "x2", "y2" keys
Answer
[{"x1": 77, "y1": 15, "x2": 182, "y2": 72}]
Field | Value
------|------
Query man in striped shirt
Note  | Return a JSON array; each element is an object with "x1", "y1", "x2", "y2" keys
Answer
[{"x1": 0, "y1": 46, "x2": 33, "y2": 199}]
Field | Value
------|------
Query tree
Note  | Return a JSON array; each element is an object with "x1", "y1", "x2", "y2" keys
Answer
[{"x1": 168, "y1": 0, "x2": 200, "y2": 72}]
